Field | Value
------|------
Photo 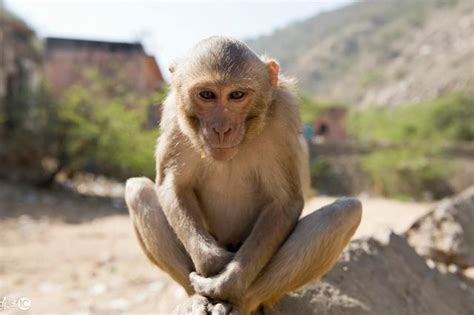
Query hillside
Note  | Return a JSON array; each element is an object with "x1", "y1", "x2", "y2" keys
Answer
[{"x1": 247, "y1": 0, "x2": 474, "y2": 108}]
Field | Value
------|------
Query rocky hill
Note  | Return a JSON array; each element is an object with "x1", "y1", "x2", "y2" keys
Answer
[
  {"x1": 247, "y1": 0, "x2": 474, "y2": 108},
  {"x1": 274, "y1": 234, "x2": 474, "y2": 315},
  {"x1": 272, "y1": 187, "x2": 474, "y2": 315}
]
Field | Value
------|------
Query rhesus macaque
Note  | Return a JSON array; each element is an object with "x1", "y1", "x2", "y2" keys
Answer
[{"x1": 125, "y1": 36, "x2": 362, "y2": 315}]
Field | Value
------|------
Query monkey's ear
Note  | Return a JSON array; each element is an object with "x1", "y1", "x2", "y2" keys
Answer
[
  {"x1": 168, "y1": 62, "x2": 177, "y2": 74},
  {"x1": 266, "y1": 60, "x2": 279, "y2": 88}
]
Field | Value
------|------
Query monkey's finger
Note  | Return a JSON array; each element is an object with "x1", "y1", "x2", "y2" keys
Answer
[
  {"x1": 189, "y1": 272, "x2": 225, "y2": 300},
  {"x1": 190, "y1": 272, "x2": 211, "y2": 287},
  {"x1": 191, "y1": 281, "x2": 211, "y2": 295},
  {"x1": 210, "y1": 302, "x2": 231, "y2": 315},
  {"x1": 189, "y1": 271, "x2": 205, "y2": 286},
  {"x1": 191, "y1": 295, "x2": 209, "y2": 315},
  {"x1": 173, "y1": 295, "x2": 208, "y2": 315},
  {"x1": 192, "y1": 303, "x2": 208, "y2": 315},
  {"x1": 189, "y1": 274, "x2": 207, "y2": 291}
]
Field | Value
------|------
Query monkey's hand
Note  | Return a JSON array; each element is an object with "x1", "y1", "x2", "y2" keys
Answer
[
  {"x1": 195, "y1": 246, "x2": 234, "y2": 278},
  {"x1": 208, "y1": 302, "x2": 242, "y2": 315},
  {"x1": 174, "y1": 295, "x2": 241, "y2": 315},
  {"x1": 190, "y1": 263, "x2": 244, "y2": 304}
]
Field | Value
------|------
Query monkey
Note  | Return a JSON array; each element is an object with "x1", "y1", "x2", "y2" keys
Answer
[{"x1": 125, "y1": 36, "x2": 362, "y2": 315}]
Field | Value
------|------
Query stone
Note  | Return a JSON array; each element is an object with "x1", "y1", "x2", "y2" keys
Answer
[
  {"x1": 406, "y1": 186, "x2": 474, "y2": 267},
  {"x1": 273, "y1": 233, "x2": 474, "y2": 315}
]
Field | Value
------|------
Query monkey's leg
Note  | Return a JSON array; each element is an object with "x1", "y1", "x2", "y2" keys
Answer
[
  {"x1": 244, "y1": 198, "x2": 362, "y2": 312},
  {"x1": 125, "y1": 177, "x2": 194, "y2": 294}
]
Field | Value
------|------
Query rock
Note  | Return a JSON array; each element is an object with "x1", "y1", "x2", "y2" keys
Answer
[
  {"x1": 273, "y1": 233, "x2": 474, "y2": 315},
  {"x1": 406, "y1": 186, "x2": 474, "y2": 267},
  {"x1": 463, "y1": 267, "x2": 474, "y2": 283}
]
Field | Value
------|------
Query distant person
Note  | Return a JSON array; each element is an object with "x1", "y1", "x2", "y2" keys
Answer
[{"x1": 304, "y1": 123, "x2": 314, "y2": 141}]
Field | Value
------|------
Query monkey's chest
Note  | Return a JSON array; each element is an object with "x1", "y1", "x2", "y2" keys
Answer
[{"x1": 196, "y1": 170, "x2": 262, "y2": 246}]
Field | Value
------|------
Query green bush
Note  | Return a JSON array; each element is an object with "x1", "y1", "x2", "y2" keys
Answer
[
  {"x1": 360, "y1": 149, "x2": 452, "y2": 199},
  {"x1": 298, "y1": 94, "x2": 343, "y2": 124},
  {"x1": 347, "y1": 93, "x2": 473, "y2": 199},
  {"x1": 51, "y1": 70, "x2": 165, "y2": 179},
  {"x1": 348, "y1": 93, "x2": 474, "y2": 146},
  {"x1": 310, "y1": 159, "x2": 333, "y2": 178},
  {"x1": 310, "y1": 158, "x2": 347, "y2": 195}
]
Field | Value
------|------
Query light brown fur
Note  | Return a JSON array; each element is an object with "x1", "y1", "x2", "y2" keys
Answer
[{"x1": 125, "y1": 36, "x2": 362, "y2": 315}]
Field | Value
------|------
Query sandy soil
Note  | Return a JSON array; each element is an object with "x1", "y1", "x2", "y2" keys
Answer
[
  {"x1": 0, "y1": 181, "x2": 433, "y2": 314},
  {"x1": 304, "y1": 196, "x2": 433, "y2": 239}
]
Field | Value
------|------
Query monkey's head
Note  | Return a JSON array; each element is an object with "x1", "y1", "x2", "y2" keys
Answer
[{"x1": 170, "y1": 36, "x2": 280, "y2": 162}]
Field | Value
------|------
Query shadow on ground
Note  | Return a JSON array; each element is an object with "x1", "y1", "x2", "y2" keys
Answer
[{"x1": 0, "y1": 180, "x2": 127, "y2": 223}]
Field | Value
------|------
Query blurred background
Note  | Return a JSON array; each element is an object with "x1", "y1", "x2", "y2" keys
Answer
[{"x1": 0, "y1": 0, "x2": 473, "y2": 314}]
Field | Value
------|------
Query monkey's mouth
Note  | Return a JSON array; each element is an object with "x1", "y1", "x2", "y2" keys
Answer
[
  {"x1": 207, "y1": 146, "x2": 239, "y2": 161},
  {"x1": 204, "y1": 136, "x2": 242, "y2": 151},
  {"x1": 209, "y1": 144, "x2": 238, "y2": 149}
]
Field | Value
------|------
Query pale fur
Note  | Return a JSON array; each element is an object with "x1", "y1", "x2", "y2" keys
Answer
[{"x1": 125, "y1": 36, "x2": 362, "y2": 315}]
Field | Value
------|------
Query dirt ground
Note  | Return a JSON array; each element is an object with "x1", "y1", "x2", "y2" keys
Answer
[{"x1": 0, "y1": 180, "x2": 433, "y2": 314}]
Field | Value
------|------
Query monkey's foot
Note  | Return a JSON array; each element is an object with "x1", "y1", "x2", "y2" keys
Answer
[
  {"x1": 173, "y1": 295, "x2": 210, "y2": 315},
  {"x1": 173, "y1": 295, "x2": 241, "y2": 315},
  {"x1": 208, "y1": 301, "x2": 241, "y2": 315}
]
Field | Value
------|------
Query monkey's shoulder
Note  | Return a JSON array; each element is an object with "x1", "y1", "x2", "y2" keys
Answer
[{"x1": 155, "y1": 127, "x2": 201, "y2": 185}]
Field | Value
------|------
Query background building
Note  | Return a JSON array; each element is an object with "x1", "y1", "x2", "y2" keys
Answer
[
  {"x1": 313, "y1": 107, "x2": 347, "y2": 143},
  {"x1": 44, "y1": 37, "x2": 164, "y2": 95}
]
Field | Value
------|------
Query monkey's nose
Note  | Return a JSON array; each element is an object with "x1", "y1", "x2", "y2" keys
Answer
[{"x1": 213, "y1": 126, "x2": 232, "y2": 144}]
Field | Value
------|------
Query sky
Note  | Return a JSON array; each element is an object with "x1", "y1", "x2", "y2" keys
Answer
[{"x1": 4, "y1": 0, "x2": 353, "y2": 79}]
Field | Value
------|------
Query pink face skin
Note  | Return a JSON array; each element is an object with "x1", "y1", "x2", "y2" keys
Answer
[{"x1": 189, "y1": 83, "x2": 256, "y2": 161}]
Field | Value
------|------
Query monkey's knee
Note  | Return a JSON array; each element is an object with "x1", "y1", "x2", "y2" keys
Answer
[
  {"x1": 333, "y1": 197, "x2": 362, "y2": 220},
  {"x1": 125, "y1": 177, "x2": 156, "y2": 214},
  {"x1": 331, "y1": 197, "x2": 363, "y2": 232}
]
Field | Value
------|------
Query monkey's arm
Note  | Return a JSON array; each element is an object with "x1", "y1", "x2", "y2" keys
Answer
[
  {"x1": 190, "y1": 197, "x2": 303, "y2": 302},
  {"x1": 158, "y1": 176, "x2": 233, "y2": 277},
  {"x1": 235, "y1": 198, "x2": 304, "y2": 285}
]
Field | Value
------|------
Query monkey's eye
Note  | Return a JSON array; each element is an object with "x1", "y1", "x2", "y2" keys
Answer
[
  {"x1": 198, "y1": 91, "x2": 216, "y2": 100},
  {"x1": 229, "y1": 91, "x2": 245, "y2": 100}
]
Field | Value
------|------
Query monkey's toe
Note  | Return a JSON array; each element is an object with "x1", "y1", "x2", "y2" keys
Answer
[
  {"x1": 173, "y1": 295, "x2": 209, "y2": 315},
  {"x1": 209, "y1": 302, "x2": 233, "y2": 315}
]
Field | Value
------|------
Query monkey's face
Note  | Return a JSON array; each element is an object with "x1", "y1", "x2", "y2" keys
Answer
[
  {"x1": 171, "y1": 37, "x2": 280, "y2": 162},
  {"x1": 186, "y1": 83, "x2": 257, "y2": 161}
]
